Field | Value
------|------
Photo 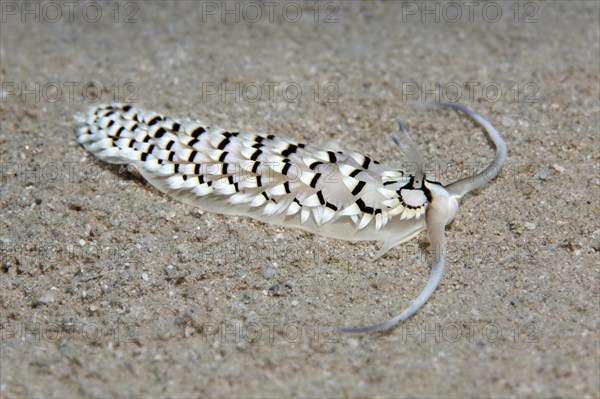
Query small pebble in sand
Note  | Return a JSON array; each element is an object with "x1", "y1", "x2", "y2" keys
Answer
[
  {"x1": 525, "y1": 222, "x2": 537, "y2": 230},
  {"x1": 263, "y1": 268, "x2": 277, "y2": 279},
  {"x1": 38, "y1": 293, "x2": 54, "y2": 304},
  {"x1": 501, "y1": 116, "x2": 515, "y2": 127}
]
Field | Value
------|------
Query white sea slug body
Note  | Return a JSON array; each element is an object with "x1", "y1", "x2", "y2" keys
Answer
[{"x1": 75, "y1": 102, "x2": 506, "y2": 333}]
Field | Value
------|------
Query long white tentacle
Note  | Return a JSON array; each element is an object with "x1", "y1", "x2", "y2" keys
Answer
[
  {"x1": 330, "y1": 188, "x2": 449, "y2": 333},
  {"x1": 429, "y1": 102, "x2": 507, "y2": 198}
]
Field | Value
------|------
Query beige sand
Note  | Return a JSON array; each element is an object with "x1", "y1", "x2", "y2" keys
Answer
[{"x1": 1, "y1": 1, "x2": 598, "y2": 397}]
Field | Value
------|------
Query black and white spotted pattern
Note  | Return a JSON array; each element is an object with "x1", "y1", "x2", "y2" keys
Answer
[{"x1": 76, "y1": 103, "x2": 439, "y2": 248}]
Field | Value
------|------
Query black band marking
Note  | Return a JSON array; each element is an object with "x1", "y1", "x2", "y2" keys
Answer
[
  {"x1": 325, "y1": 202, "x2": 338, "y2": 211},
  {"x1": 148, "y1": 116, "x2": 161, "y2": 126},
  {"x1": 191, "y1": 127, "x2": 206, "y2": 138},
  {"x1": 351, "y1": 181, "x2": 366, "y2": 196},
  {"x1": 362, "y1": 157, "x2": 371, "y2": 169},
  {"x1": 349, "y1": 169, "x2": 361, "y2": 178},
  {"x1": 281, "y1": 144, "x2": 298, "y2": 157},
  {"x1": 154, "y1": 127, "x2": 166, "y2": 138},
  {"x1": 356, "y1": 198, "x2": 374, "y2": 214},
  {"x1": 327, "y1": 151, "x2": 337, "y2": 163},
  {"x1": 316, "y1": 190, "x2": 325, "y2": 205},
  {"x1": 217, "y1": 138, "x2": 231, "y2": 150},
  {"x1": 251, "y1": 149, "x2": 262, "y2": 161},
  {"x1": 309, "y1": 161, "x2": 323, "y2": 171},
  {"x1": 310, "y1": 173, "x2": 321, "y2": 188}
]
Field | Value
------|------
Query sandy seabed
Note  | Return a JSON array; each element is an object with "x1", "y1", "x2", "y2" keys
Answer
[{"x1": 0, "y1": 1, "x2": 598, "y2": 397}]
